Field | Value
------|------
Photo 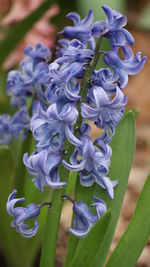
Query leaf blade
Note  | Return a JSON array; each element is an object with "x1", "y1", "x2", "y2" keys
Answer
[
  {"x1": 106, "y1": 174, "x2": 150, "y2": 267},
  {"x1": 93, "y1": 111, "x2": 136, "y2": 267},
  {"x1": 70, "y1": 210, "x2": 112, "y2": 267}
]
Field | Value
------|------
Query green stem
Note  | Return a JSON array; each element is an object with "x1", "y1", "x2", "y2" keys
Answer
[
  {"x1": 40, "y1": 157, "x2": 70, "y2": 267},
  {"x1": 40, "y1": 36, "x2": 102, "y2": 267},
  {"x1": 15, "y1": 131, "x2": 33, "y2": 197}
]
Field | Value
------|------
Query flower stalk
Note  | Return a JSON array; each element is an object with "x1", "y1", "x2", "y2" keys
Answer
[{"x1": 40, "y1": 36, "x2": 103, "y2": 267}]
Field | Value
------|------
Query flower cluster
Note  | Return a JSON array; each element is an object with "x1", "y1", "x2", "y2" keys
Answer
[{"x1": 5, "y1": 5, "x2": 146, "y2": 237}]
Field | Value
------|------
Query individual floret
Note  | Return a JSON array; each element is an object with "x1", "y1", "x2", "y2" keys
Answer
[
  {"x1": 92, "y1": 5, "x2": 134, "y2": 49},
  {"x1": 63, "y1": 135, "x2": 119, "y2": 199},
  {"x1": 63, "y1": 195, "x2": 106, "y2": 237},
  {"x1": 6, "y1": 189, "x2": 49, "y2": 238},
  {"x1": 23, "y1": 149, "x2": 66, "y2": 190}
]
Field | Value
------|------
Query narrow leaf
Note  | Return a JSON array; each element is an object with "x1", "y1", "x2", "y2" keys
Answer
[
  {"x1": 93, "y1": 111, "x2": 136, "y2": 267},
  {"x1": 0, "y1": 0, "x2": 59, "y2": 67},
  {"x1": 70, "y1": 211, "x2": 112, "y2": 267},
  {"x1": 106, "y1": 174, "x2": 150, "y2": 267}
]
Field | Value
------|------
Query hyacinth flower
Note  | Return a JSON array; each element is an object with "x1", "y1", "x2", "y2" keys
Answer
[
  {"x1": 23, "y1": 43, "x2": 51, "y2": 64},
  {"x1": 23, "y1": 149, "x2": 66, "y2": 190},
  {"x1": 1, "y1": 7, "x2": 146, "y2": 267},
  {"x1": 0, "y1": 107, "x2": 30, "y2": 145},
  {"x1": 63, "y1": 135, "x2": 119, "y2": 199},
  {"x1": 56, "y1": 39, "x2": 94, "y2": 65},
  {"x1": 30, "y1": 101, "x2": 80, "y2": 150},
  {"x1": 62, "y1": 9, "x2": 95, "y2": 49},
  {"x1": 7, "y1": 43, "x2": 50, "y2": 108},
  {"x1": 103, "y1": 46, "x2": 147, "y2": 88},
  {"x1": 81, "y1": 86, "x2": 127, "y2": 143},
  {"x1": 45, "y1": 62, "x2": 81, "y2": 105},
  {"x1": 91, "y1": 68, "x2": 118, "y2": 95},
  {"x1": 92, "y1": 5, "x2": 134, "y2": 49},
  {"x1": 6, "y1": 189, "x2": 51, "y2": 238},
  {"x1": 63, "y1": 195, "x2": 106, "y2": 237},
  {"x1": 7, "y1": 70, "x2": 33, "y2": 108}
]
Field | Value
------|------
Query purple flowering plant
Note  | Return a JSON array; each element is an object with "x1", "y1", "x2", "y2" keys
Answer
[{"x1": 1, "y1": 3, "x2": 149, "y2": 267}]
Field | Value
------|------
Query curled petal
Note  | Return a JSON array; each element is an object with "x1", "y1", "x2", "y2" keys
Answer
[
  {"x1": 68, "y1": 222, "x2": 90, "y2": 238},
  {"x1": 102, "y1": 5, "x2": 114, "y2": 24},
  {"x1": 44, "y1": 175, "x2": 66, "y2": 188},
  {"x1": 63, "y1": 158, "x2": 86, "y2": 171},
  {"x1": 65, "y1": 125, "x2": 83, "y2": 146},
  {"x1": 80, "y1": 172, "x2": 95, "y2": 187},
  {"x1": 6, "y1": 190, "x2": 25, "y2": 216},
  {"x1": 92, "y1": 21, "x2": 108, "y2": 37},
  {"x1": 17, "y1": 221, "x2": 39, "y2": 238},
  {"x1": 96, "y1": 176, "x2": 119, "y2": 200},
  {"x1": 104, "y1": 50, "x2": 146, "y2": 87},
  {"x1": 91, "y1": 196, "x2": 107, "y2": 218},
  {"x1": 66, "y1": 12, "x2": 81, "y2": 25}
]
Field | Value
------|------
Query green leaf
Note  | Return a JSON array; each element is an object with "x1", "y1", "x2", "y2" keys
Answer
[
  {"x1": 65, "y1": 171, "x2": 78, "y2": 196},
  {"x1": 106, "y1": 174, "x2": 150, "y2": 267},
  {"x1": 0, "y1": 0, "x2": 59, "y2": 67},
  {"x1": 93, "y1": 111, "x2": 136, "y2": 267},
  {"x1": 69, "y1": 210, "x2": 111, "y2": 267},
  {"x1": 15, "y1": 132, "x2": 33, "y2": 197}
]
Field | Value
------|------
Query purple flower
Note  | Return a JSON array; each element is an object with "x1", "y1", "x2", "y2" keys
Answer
[
  {"x1": 45, "y1": 62, "x2": 81, "y2": 105},
  {"x1": 56, "y1": 39, "x2": 93, "y2": 65},
  {"x1": 91, "y1": 68, "x2": 118, "y2": 95},
  {"x1": 7, "y1": 44, "x2": 50, "y2": 108},
  {"x1": 104, "y1": 46, "x2": 147, "y2": 88},
  {"x1": 56, "y1": 39, "x2": 70, "y2": 58},
  {"x1": 23, "y1": 43, "x2": 51, "y2": 65},
  {"x1": 30, "y1": 101, "x2": 80, "y2": 150},
  {"x1": 63, "y1": 135, "x2": 118, "y2": 199},
  {"x1": 6, "y1": 189, "x2": 43, "y2": 238},
  {"x1": 23, "y1": 149, "x2": 66, "y2": 190},
  {"x1": 92, "y1": 5, "x2": 134, "y2": 49},
  {"x1": 64, "y1": 195, "x2": 106, "y2": 237},
  {"x1": 7, "y1": 70, "x2": 33, "y2": 108},
  {"x1": 62, "y1": 10, "x2": 95, "y2": 49},
  {"x1": 81, "y1": 86, "x2": 127, "y2": 142},
  {"x1": 55, "y1": 39, "x2": 94, "y2": 82},
  {"x1": 0, "y1": 107, "x2": 30, "y2": 145},
  {"x1": 20, "y1": 60, "x2": 49, "y2": 101}
]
